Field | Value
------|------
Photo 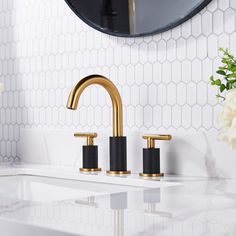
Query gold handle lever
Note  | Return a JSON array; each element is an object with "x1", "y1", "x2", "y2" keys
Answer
[
  {"x1": 74, "y1": 132, "x2": 97, "y2": 146},
  {"x1": 143, "y1": 134, "x2": 172, "y2": 148}
]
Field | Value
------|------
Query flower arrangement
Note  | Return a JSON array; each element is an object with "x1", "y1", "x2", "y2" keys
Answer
[{"x1": 210, "y1": 48, "x2": 236, "y2": 148}]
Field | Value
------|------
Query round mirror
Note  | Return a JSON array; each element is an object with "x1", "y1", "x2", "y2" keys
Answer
[{"x1": 65, "y1": 0, "x2": 212, "y2": 37}]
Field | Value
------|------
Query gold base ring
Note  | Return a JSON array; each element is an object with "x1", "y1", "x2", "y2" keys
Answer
[
  {"x1": 80, "y1": 168, "x2": 102, "y2": 172},
  {"x1": 106, "y1": 170, "x2": 131, "y2": 175},
  {"x1": 139, "y1": 173, "x2": 164, "y2": 177}
]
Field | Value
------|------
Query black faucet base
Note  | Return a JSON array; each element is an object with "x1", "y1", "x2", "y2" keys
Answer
[
  {"x1": 108, "y1": 136, "x2": 131, "y2": 174},
  {"x1": 139, "y1": 147, "x2": 164, "y2": 177},
  {"x1": 142, "y1": 148, "x2": 161, "y2": 174},
  {"x1": 80, "y1": 145, "x2": 102, "y2": 172}
]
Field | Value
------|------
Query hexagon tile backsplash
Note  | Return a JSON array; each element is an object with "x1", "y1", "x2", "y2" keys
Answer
[{"x1": 0, "y1": 0, "x2": 235, "y2": 168}]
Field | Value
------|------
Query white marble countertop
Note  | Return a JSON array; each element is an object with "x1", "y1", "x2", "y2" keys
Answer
[{"x1": 0, "y1": 164, "x2": 235, "y2": 236}]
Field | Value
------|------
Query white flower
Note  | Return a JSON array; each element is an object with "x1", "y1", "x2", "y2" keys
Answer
[
  {"x1": 218, "y1": 128, "x2": 236, "y2": 149},
  {"x1": 0, "y1": 83, "x2": 4, "y2": 93},
  {"x1": 218, "y1": 88, "x2": 236, "y2": 149}
]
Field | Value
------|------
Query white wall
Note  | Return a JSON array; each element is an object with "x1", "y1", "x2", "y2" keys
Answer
[{"x1": 0, "y1": 0, "x2": 236, "y2": 176}]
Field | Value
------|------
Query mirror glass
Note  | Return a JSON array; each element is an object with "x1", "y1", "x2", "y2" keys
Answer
[{"x1": 65, "y1": 0, "x2": 212, "y2": 37}]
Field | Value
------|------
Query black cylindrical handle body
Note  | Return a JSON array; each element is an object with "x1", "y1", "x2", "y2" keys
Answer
[
  {"x1": 82, "y1": 145, "x2": 98, "y2": 169},
  {"x1": 110, "y1": 136, "x2": 127, "y2": 171},
  {"x1": 143, "y1": 148, "x2": 160, "y2": 174}
]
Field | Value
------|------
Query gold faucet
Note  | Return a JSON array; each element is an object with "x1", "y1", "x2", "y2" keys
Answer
[
  {"x1": 67, "y1": 74, "x2": 123, "y2": 137},
  {"x1": 67, "y1": 74, "x2": 130, "y2": 175}
]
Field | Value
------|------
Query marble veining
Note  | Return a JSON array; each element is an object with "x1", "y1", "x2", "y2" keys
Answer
[{"x1": 0, "y1": 165, "x2": 236, "y2": 236}]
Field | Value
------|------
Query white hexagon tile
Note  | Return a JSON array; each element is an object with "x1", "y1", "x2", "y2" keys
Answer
[{"x1": 0, "y1": 0, "x2": 235, "y2": 164}]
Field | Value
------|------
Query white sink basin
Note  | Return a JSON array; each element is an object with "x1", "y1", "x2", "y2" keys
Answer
[
  {"x1": 0, "y1": 172, "x2": 181, "y2": 236},
  {"x1": 0, "y1": 175, "x2": 145, "y2": 203}
]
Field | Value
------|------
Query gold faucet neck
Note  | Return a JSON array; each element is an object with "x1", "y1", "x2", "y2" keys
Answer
[{"x1": 67, "y1": 74, "x2": 123, "y2": 137}]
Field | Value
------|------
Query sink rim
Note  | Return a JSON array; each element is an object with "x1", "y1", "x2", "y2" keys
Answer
[{"x1": 0, "y1": 165, "x2": 181, "y2": 189}]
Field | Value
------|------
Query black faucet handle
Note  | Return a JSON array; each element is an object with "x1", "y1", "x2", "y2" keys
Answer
[
  {"x1": 74, "y1": 132, "x2": 101, "y2": 172},
  {"x1": 140, "y1": 134, "x2": 172, "y2": 178}
]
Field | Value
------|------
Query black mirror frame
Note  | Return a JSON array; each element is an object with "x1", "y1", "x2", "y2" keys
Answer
[{"x1": 65, "y1": 0, "x2": 212, "y2": 38}]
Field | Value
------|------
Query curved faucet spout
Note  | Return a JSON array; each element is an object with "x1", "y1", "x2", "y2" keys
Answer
[{"x1": 67, "y1": 74, "x2": 123, "y2": 137}]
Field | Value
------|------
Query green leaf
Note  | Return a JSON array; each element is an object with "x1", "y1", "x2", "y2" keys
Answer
[
  {"x1": 219, "y1": 66, "x2": 228, "y2": 70},
  {"x1": 228, "y1": 80, "x2": 236, "y2": 84},
  {"x1": 226, "y1": 73, "x2": 236, "y2": 78},
  {"x1": 220, "y1": 84, "x2": 226, "y2": 92},
  {"x1": 226, "y1": 82, "x2": 230, "y2": 89},
  {"x1": 216, "y1": 95, "x2": 226, "y2": 100},
  {"x1": 210, "y1": 48, "x2": 236, "y2": 98},
  {"x1": 215, "y1": 79, "x2": 221, "y2": 85},
  {"x1": 222, "y1": 59, "x2": 228, "y2": 64},
  {"x1": 217, "y1": 70, "x2": 226, "y2": 75},
  {"x1": 231, "y1": 65, "x2": 236, "y2": 72}
]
